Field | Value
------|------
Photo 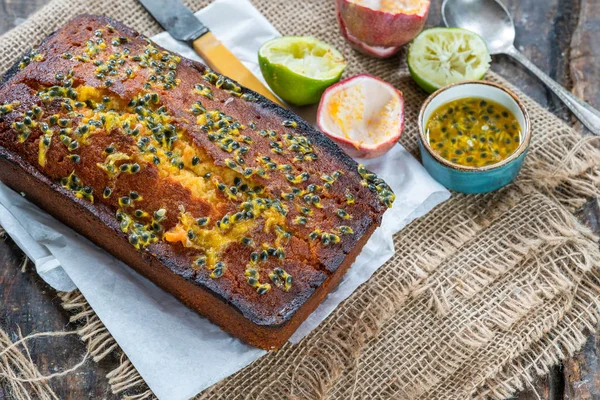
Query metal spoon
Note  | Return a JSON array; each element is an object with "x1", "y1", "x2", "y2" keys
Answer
[{"x1": 442, "y1": 0, "x2": 600, "y2": 135}]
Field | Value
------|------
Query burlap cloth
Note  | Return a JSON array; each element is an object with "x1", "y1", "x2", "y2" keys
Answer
[{"x1": 1, "y1": 0, "x2": 600, "y2": 399}]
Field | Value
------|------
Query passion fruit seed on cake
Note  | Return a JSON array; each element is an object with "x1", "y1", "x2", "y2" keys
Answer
[{"x1": 0, "y1": 15, "x2": 393, "y2": 349}]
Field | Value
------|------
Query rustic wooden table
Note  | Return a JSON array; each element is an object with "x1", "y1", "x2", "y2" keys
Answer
[{"x1": 1, "y1": 0, "x2": 598, "y2": 398}]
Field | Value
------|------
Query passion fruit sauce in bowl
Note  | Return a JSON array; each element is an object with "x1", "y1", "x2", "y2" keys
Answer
[
  {"x1": 425, "y1": 97, "x2": 522, "y2": 168},
  {"x1": 417, "y1": 81, "x2": 531, "y2": 194}
]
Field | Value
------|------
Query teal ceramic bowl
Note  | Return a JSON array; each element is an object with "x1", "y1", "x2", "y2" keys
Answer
[{"x1": 418, "y1": 81, "x2": 531, "y2": 194}]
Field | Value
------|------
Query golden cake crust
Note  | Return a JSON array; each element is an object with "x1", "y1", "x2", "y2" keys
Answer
[{"x1": 0, "y1": 15, "x2": 393, "y2": 349}]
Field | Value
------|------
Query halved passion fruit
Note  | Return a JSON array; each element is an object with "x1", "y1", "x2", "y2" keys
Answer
[
  {"x1": 336, "y1": 0, "x2": 430, "y2": 48},
  {"x1": 317, "y1": 74, "x2": 404, "y2": 159},
  {"x1": 337, "y1": 11, "x2": 401, "y2": 58}
]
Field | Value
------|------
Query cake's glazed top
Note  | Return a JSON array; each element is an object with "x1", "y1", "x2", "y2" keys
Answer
[{"x1": 0, "y1": 15, "x2": 394, "y2": 326}]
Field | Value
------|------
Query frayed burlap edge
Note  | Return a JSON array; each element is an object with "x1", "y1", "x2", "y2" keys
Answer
[
  {"x1": 58, "y1": 292, "x2": 152, "y2": 400},
  {"x1": 0, "y1": 229, "x2": 88, "y2": 400},
  {"x1": 472, "y1": 270, "x2": 600, "y2": 399},
  {"x1": 0, "y1": 226, "x2": 55, "y2": 400},
  {"x1": 0, "y1": 327, "x2": 60, "y2": 400}
]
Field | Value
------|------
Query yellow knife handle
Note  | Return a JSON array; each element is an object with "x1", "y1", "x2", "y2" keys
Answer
[{"x1": 193, "y1": 32, "x2": 285, "y2": 107}]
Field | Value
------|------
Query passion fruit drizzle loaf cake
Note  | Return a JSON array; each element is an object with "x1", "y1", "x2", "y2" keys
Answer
[{"x1": 0, "y1": 15, "x2": 394, "y2": 349}]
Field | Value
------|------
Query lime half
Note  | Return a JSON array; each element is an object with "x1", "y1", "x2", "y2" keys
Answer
[
  {"x1": 258, "y1": 36, "x2": 346, "y2": 106},
  {"x1": 408, "y1": 28, "x2": 491, "y2": 94}
]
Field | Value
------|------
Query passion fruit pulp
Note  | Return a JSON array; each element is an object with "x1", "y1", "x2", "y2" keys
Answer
[{"x1": 317, "y1": 74, "x2": 405, "y2": 159}]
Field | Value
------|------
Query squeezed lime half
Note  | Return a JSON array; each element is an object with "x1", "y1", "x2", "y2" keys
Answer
[
  {"x1": 258, "y1": 36, "x2": 346, "y2": 106},
  {"x1": 408, "y1": 27, "x2": 491, "y2": 94}
]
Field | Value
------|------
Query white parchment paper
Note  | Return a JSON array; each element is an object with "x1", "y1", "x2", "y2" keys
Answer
[{"x1": 0, "y1": 1, "x2": 450, "y2": 399}]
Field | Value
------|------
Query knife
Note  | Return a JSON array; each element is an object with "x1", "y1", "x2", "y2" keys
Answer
[{"x1": 138, "y1": 0, "x2": 284, "y2": 106}]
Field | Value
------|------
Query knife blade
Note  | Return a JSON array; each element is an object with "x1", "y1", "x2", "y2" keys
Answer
[{"x1": 138, "y1": 0, "x2": 284, "y2": 106}]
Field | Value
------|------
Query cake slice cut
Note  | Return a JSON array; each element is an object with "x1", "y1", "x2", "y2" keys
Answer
[{"x1": 0, "y1": 15, "x2": 394, "y2": 349}]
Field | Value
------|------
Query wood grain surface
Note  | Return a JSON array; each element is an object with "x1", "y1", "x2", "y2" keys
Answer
[{"x1": 0, "y1": 0, "x2": 599, "y2": 398}]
